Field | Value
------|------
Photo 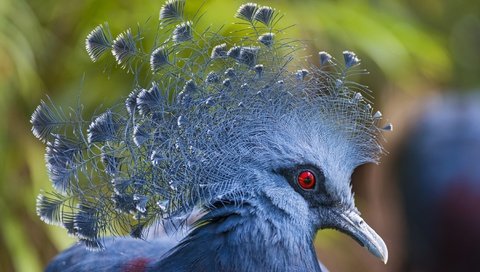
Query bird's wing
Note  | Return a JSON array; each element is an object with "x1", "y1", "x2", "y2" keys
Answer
[{"x1": 45, "y1": 236, "x2": 179, "y2": 272}]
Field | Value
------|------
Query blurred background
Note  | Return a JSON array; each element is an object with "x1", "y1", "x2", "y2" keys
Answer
[{"x1": 1, "y1": 0, "x2": 479, "y2": 271}]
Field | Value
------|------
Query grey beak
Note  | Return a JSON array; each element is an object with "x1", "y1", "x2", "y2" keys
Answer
[{"x1": 325, "y1": 208, "x2": 388, "y2": 264}]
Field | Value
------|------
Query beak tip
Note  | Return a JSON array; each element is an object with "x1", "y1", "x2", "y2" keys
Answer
[
  {"x1": 367, "y1": 237, "x2": 388, "y2": 264},
  {"x1": 382, "y1": 252, "x2": 388, "y2": 264},
  {"x1": 379, "y1": 239, "x2": 388, "y2": 264}
]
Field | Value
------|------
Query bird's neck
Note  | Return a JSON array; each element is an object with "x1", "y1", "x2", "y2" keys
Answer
[{"x1": 152, "y1": 194, "x2": 322, "y2": 272}]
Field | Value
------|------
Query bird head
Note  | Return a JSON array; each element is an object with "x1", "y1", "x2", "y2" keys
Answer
[
  {"x1": 268, "y1": 111, "x2": 388, "y2": 263},
  {"x1": 32, "y1": 0, "x2": 390, "y2": 264}
]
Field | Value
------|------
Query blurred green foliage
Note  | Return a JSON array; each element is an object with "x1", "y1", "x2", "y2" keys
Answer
[{"x1": 0, "y1": 0, "x2": 479, "y2": 271}]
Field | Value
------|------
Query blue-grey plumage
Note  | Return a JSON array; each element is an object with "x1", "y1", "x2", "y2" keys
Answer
[{"x1": 33, "y1": 1, "x2": 391, "y2": 271}]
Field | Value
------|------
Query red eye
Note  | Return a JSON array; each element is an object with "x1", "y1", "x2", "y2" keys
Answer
[{"x1": 297, "y1": 170, "x2": 316, "y2": 190}]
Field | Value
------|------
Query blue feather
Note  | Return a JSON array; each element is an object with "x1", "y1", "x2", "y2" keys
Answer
[
  {"x1": 111, "y1": 29, "x2": 137, "y2": 69},
  {"x1": 87, "y1": 110, "x2": 118, "y2": 143},
  {"x1": 74, "y1": 204, "x2": 100, "y2": 241},
  {"x1": 235, "y1": 3, "x2": 258, "y2": 22},
  {"x1": 45, "y1": 136, "x2": 80, "y2": 193},
  {"x1": 85, "y1": 24, "x2": 112, "y2": 62},
  {"x1": 172, "y1": 22, "x2": 192, "y2": 43},
  {"x1": 136, "y1": 84, "x2": 164, "y2": 116},
  {"x1": 160, "y1": 0, "x2": 186, "y2": 25},
  {"x1": 253, "y1": 6, "x2": 276, "y2": 26},
  {"x1": 31, "y1": 100, "x2": 63, "y2": 142},
  {"x1": 150, "y1": 46, "x2": 170, "y2": 72}
]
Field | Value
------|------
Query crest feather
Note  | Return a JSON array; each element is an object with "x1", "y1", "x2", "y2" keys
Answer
[{"x1": 32, "y1": 1, "x2": 390, "y2": 249}]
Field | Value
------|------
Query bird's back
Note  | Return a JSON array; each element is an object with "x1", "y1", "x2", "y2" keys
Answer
[{"x1": 45, "y1": 237, "x2": 174, "y2": 272}]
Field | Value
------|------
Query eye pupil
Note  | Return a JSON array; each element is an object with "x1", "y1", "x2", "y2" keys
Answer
[{"x1": 298, "y1": 170, "x2": 316, "y2": 190}]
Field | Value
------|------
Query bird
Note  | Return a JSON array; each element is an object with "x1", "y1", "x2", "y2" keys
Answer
[
  {"x1": 396, "y1": 94, "x2": 480, "y2": 272},
  {"x1": 31, "y1": 1, "x2": 391, "y2": 271}
]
